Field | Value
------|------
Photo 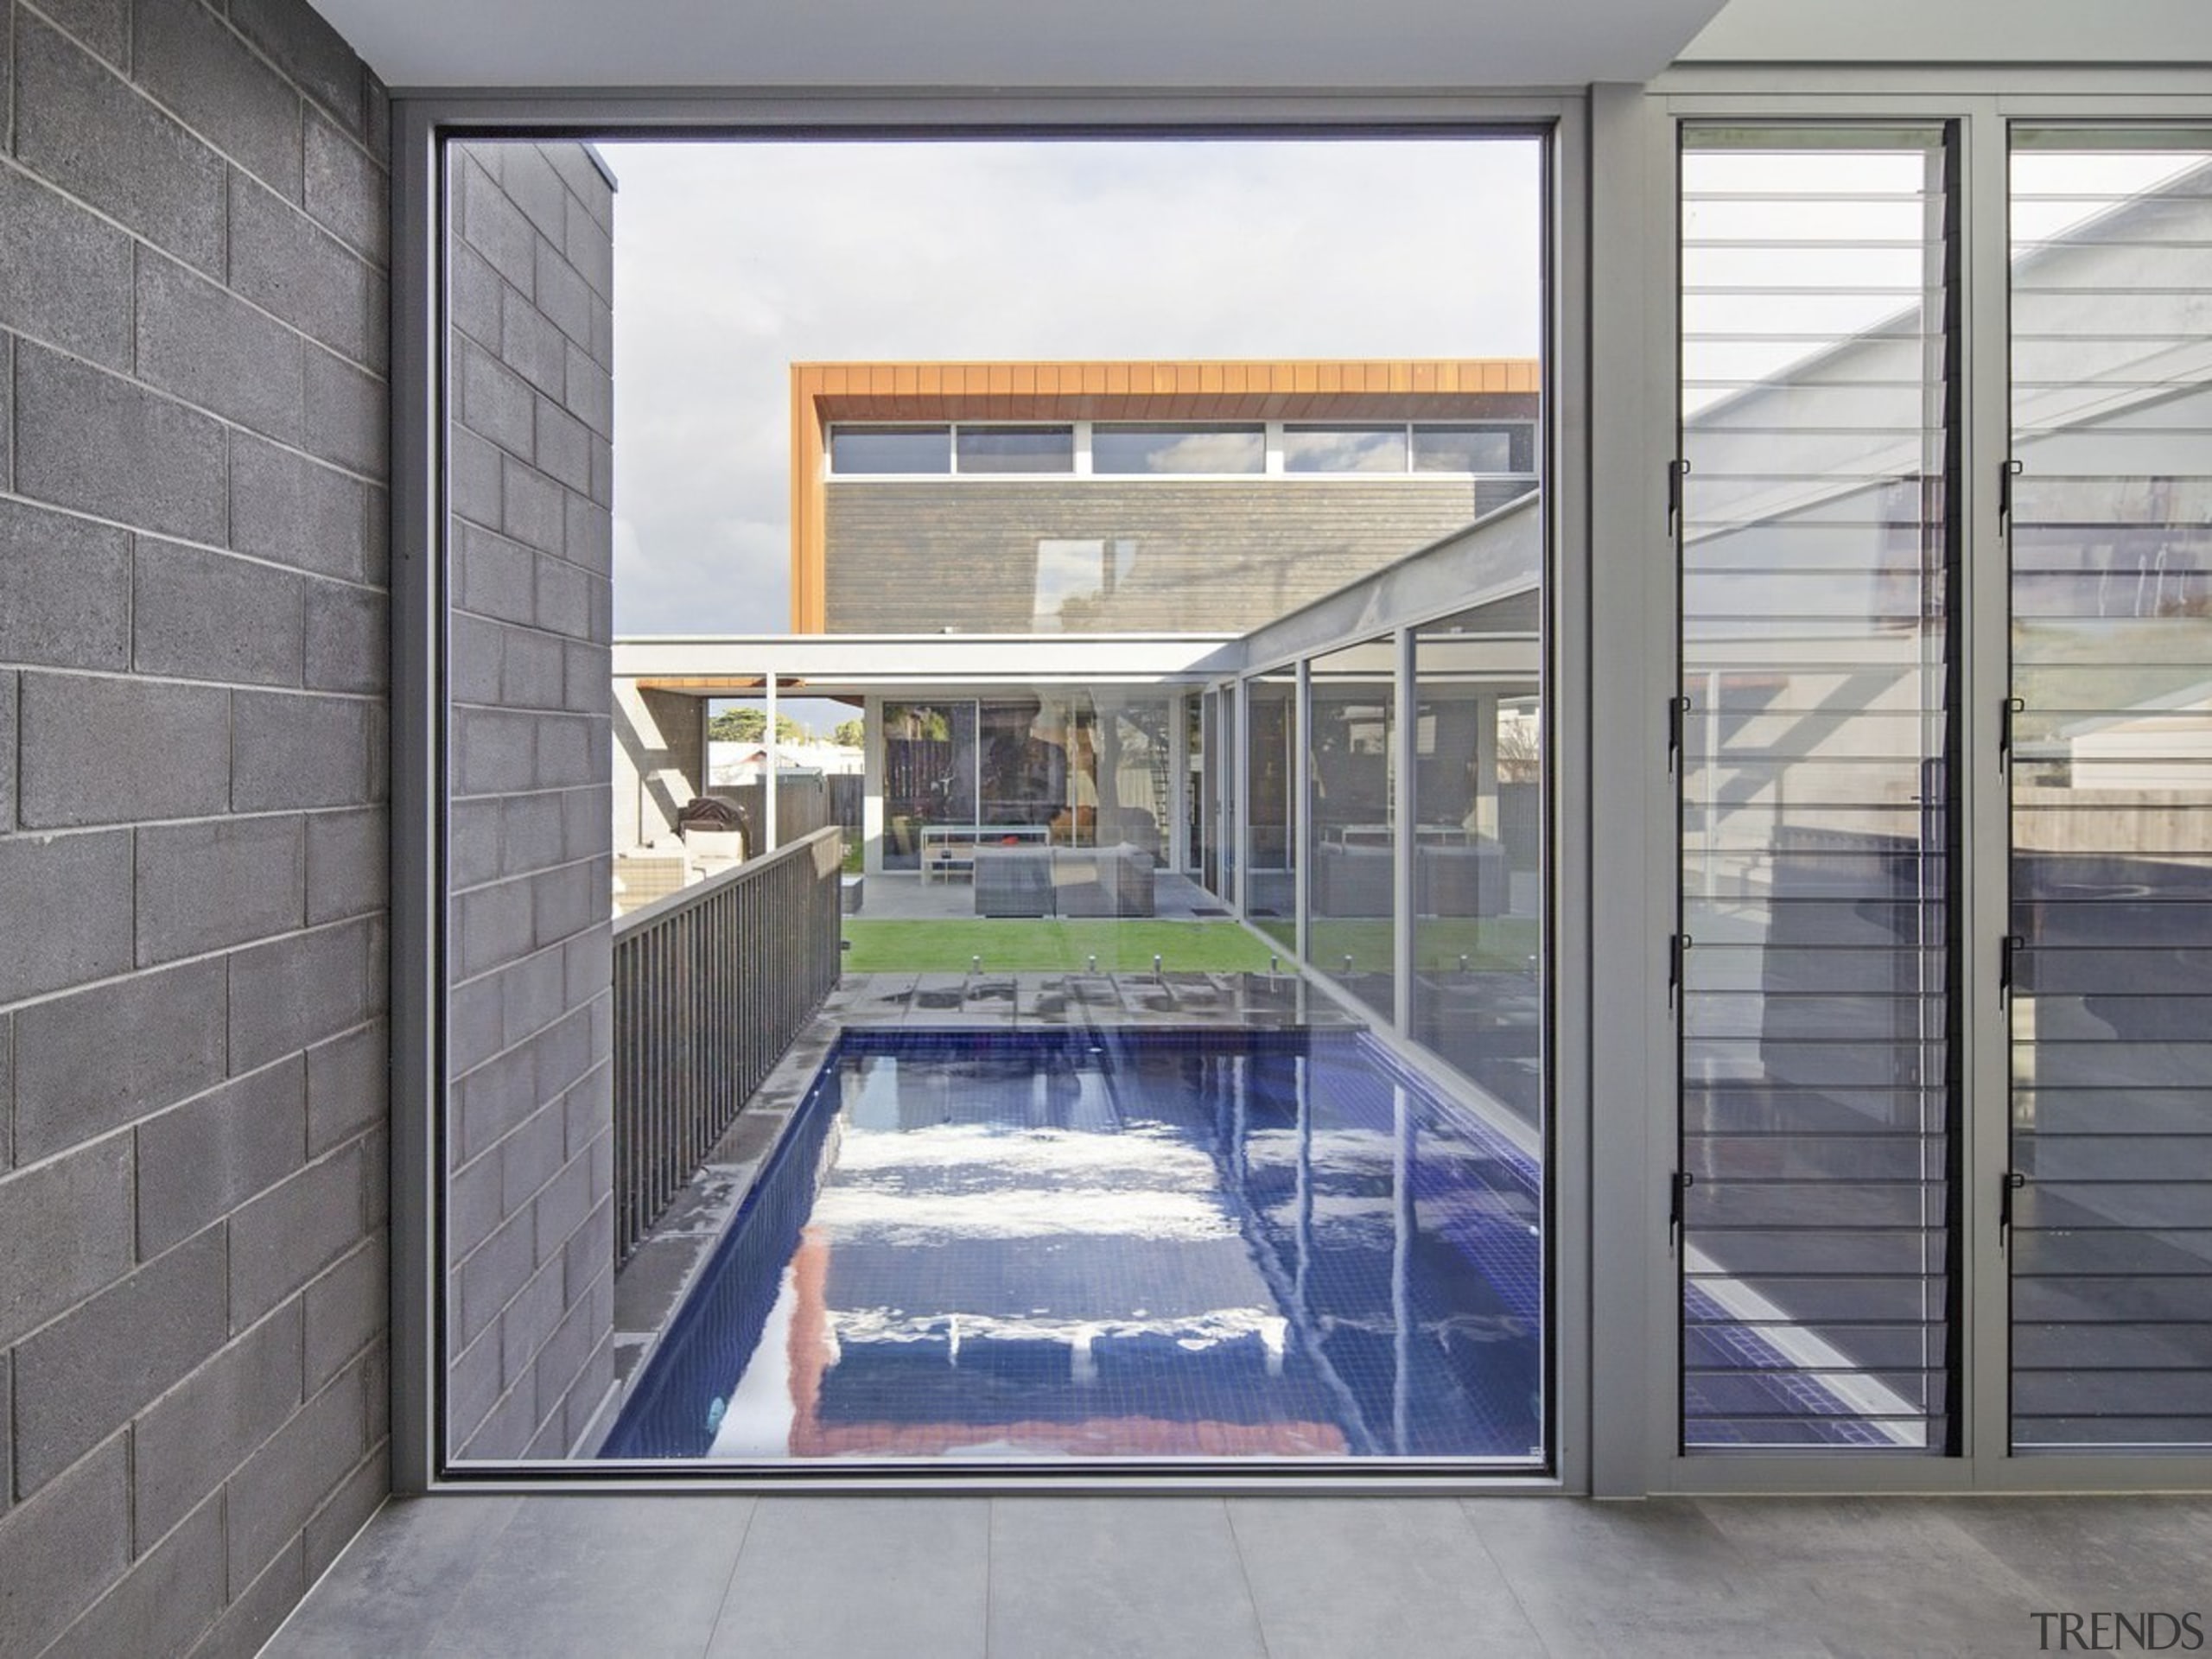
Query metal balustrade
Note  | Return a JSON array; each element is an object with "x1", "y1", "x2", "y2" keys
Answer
[{"x1": 610, "y1": 825, "x2": 843, "y2": 1267}]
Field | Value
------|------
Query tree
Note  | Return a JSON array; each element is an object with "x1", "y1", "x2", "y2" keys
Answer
[
  {"x1": 706, "y1": 708, "x2": 810, "y2": 745},
  {"x1": 831, "y1": 719, "x2": 865, "y2": 748}
]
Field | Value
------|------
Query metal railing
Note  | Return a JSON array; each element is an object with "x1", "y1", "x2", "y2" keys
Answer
[{"x1": 610, "y1": 825, "x2": 843, "y2": 1268}]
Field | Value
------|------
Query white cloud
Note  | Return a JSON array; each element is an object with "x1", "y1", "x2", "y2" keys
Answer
[{"x1": 598, "y1": 136, "x2": 1542, "y2": 636}]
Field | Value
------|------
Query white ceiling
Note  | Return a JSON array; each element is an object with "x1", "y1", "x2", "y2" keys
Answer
[
  {"x1": 1681, "y1": 0, "x2": 2212, "y2": 61},
  {"x1": 313, "y1": 0, "x2": 1732, "y2": 91}
]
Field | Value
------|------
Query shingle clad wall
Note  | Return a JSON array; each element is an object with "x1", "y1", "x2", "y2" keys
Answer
[
  {"x1": 0, "y1": 3, "x2": 392, "y2": 1654},
  {"x1": 445, "y1": 141, "x2": 617, "y2": 1462}
]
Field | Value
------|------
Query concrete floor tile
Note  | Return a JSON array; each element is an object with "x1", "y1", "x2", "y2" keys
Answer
[
  {"x1": 988, "y1": 1497, "x2": 1267, "y2": 1659},
  {"x1": 262, "y1": 1495, "x2": 519, "y2": 1658},
  {"x1": 422, "y1": 1496, "x2": 754, "y2": 1658},
  {"x1": 1229, "y1": 1497, "x2": 1546, "y2": 1658},
  {"x1": 706, "y1": 1497, "x2": 986, "y2": 1658},
  {"x1": 1931, "y1": 1495, "x2": 2212, "y2": 1613}
]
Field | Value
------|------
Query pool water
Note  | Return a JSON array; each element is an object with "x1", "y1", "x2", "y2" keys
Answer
[{"x1": 601, "y1": 1028, "x2": 1544, "y2": 1463}]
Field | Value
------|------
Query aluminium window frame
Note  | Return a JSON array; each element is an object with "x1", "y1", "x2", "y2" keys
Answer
[
  {"x1": 1597, "y1": 66, "x2": 2212, "y2": 1499},
  {"x1": 390, "y1": 90, "x2": 1592, "y2": 1497}
]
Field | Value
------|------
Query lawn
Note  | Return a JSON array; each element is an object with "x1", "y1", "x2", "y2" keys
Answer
[{"x1": 840, "y1": 918, "x2": 1281, "y2": 974}]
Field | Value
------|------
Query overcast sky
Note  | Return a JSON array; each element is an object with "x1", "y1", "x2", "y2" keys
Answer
[{"x1": 597, "y1": 137, "x2": 1542, "y2": 639}]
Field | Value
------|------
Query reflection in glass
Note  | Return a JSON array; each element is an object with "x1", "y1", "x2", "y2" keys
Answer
[
  {"x1": 1308, "y1": 637, "x2": 1397, "y2": 1018},
  {"x1": 1412, "y1": 423, "x2": 1528, "y2": 475},
  {"x1": 1245, "y1": 674, "x2": 1297, "y2": 953},
  {"x1": 1678, "y1": 125, "x2": 1956, "y2": 1452},
  {"x1": 2009, "y1": 130, "x2": 2212, "y2": 1452},
  {"x1": 1413, "y1": 607, "x2": 1541, "y2": 1126},
  {"x1": 1283, "y1": 425, "x2": 1408, "y2": 474},
  {"x1": 1093, "y1": 423, "x2": 1265, "y2": 474},
  {"x1": 830, "y1": 424, "x2": 950, "y2": 474},
  {"x1": 880, "y1": 702, "x2": 977, "y2": 870},
  {"x1": 956, "y1": 424, "x2": 1074, "y2": 473}
]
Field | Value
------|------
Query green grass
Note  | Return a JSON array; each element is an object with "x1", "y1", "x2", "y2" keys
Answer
[
  {"x1": 840, "y1": 918, "x2": 1278, "y2": 974},
  {"x1": 838, "y1": 915, "x2": 1541, "y2": 975}
]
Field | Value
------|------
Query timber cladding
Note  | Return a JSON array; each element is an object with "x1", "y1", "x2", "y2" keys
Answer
[
  {"x1": 823, "y1": 478, "x2": 1533, "y2": 633},
  {"x1": 790, "y1": 359, "x2": 1543, "y2": 631}
]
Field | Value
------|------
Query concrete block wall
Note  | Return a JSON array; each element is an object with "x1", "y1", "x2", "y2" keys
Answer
[
  {"x1": 446, "y1": 141, "x2": 617, "y2": 1460},
  {"x1": 612, "y1": 679, "x2": 703, "y2": 853},
  {"x1": 0, "y1": 2, "x2": 392, "y2": 1654}
]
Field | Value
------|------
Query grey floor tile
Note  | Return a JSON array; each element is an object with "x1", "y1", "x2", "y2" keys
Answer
[
  {"x1": 1461, "y1": 1497, "x2": 1829, "y2": 1658},
  {"x1": 1230, "y1": 1497, "x2": 1547, "y2": 1658},
  {"x1": 705, "y1": 1497, "x2": 986, "y2": 1658},
  {"x1": 263, "y1": 1495, "x2": 519, "y2": 1658},
  {"x1": 1933, "y1": 1495, "x2": 2212, "y2": 1614},
  {"x1": 987, "y1": 1497, "x2": 1268, "y2": 1659},
  {"x1": 421, "y1": 1495, "x2": 756, "y2": 1658}
]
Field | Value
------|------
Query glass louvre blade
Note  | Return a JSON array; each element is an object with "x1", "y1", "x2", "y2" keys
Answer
[
  {"x1": 1678, "y1": 124, "x2": 1958, "y2": 1453},
  {"x1": 2010, "y1": 130, "x2": 2212, "y2": 1454}
]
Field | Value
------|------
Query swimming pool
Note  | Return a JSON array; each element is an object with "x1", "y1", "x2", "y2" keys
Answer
[{"x1": 601, "y1": 1027, "x2": 1545, "y2": 1463}]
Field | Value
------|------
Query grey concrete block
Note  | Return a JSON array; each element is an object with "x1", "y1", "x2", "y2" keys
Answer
[
  {"x1": 228, "y1": 1137, "x2": 371, "y2": 1327},
  {"x1": 535, "y1": 400, "x2": 592, "y2": 494},
  {"x1": 0, "y1": 1133, "x2": 133, "y2": 1351},
  {"x1": 451, "y1": 423, "x2": 504, "y2": 531},
  {"x1": 228, "y1": 918, "x2": 373, "y2": 1072},
  {"x1": 499, "y1": 1101, "x2": 567, "y2": 1217},
  {"x1": 566, "y1": 191, "x2": 614, "y2": 302},
  {"x1": 454, "y1": 1207, "x2": 536, "y2": 1348},
  {"x1": 534, "y1": 562, "x2": 598, "y2": 643},
  {"x1": 560, "y1": 1055, "x2": 609, "y2": 1167},
  {"x1": 301, "y1": 1451, "x2": 384, "y2": 1583},
  {"x1": 13, "y1": 343, "x2": 226, "y2": 543},
  {"x1": 229, "y1": 431, "x2": 371, "y2": 583},
  {"x1": 563, "y1": 641, "x2": 611, "y2": 716},
  {"x1": 12, "y1": 1226, "x2": 229, "y2": 1496},
  {"x1": 304, "y1": 1236, "x2": 384, "y2": 1389},
  {"x1": 131, "y1": 1303, "x2": 302, "y2": 1544},
  {"x1": 457, "y1": 879, "x2": 535, "y2": 980},
  {"x1": 500, "y1": 785, "x2": 564, "y2": 876},
  {"x1": 500, "y1": 626, "x2": 565, "y2": 712},
  {"x1": 532, "y1": 240, "x2": 592, "y2": 348},
  {"x1": 561, "y1": 783, "x2": 606, "y2": 863},
  {"x1": 448, "y1": 971, "x2": 503, "y2": 1078},
  {"x1": 0, "y1": 830, "x2": 134, "y2": 1003},
  {"x1": 229, "y1": 171, "x2": 374, "y2": 365},
  {"x1": 531, "y1": 1263, "x2": 605, "y2": 1429},
  {"x1": 42, "y1": 1491, "x2": 225, "y2": 1659},
  {"x1": 561, "y1": 1195, "x2": 614, "y2": 1313},
  {"x1": 457, "y1": 524, "x2": 537, "y2": 628},
  {"x1": 590, "y1": 296, "x2": 613, "y2": 372},
  {"x1": 501, "y1": 456, "x2": 565, "y2": 556},
  {"x1": 451, "y1": 1044, "x2": 533, "y2": 1171},
  {"x1": 562, "y1": 925, "x2": 613, "y2": 1013},
  {"x1": 306, "y1": 804, "x2": 386, "y2": 925},
  {"x1": 457, "y1": 338, "x2": 535, "y2": 459},
  {"x1": 0, "y1": 335, "x2": 12, "y2": 495},
  {"x1": 135, "y1": 813, "x2": 308, "y2": 965},
  {"x1": 451, "y1": 243, "x2": 503, "y2": 352},
  {"x1": 448, "y1": 798, "x2": 503, "y2": 893},
  {"x1": 137, "y1": 1058, "x2": 308, "y2": 1256},
  {"x1": 455, "y1": 707, "x2": 538, "y2": 797},
  {"x1": 562, "y1": 1337, "x2": 614, "y2": 1452},
  {"x1": 135, "y1": 0, "x2": 303, "y2": 201},
  {"x1": 496, "y1": 146, "x2": 569, "y2": 241},
  {"x1": 563, "y1": 344, "x2": 614, "y2": 442},
  {"x1": 303, "y1": 107, "x2": 386, "y2": 261},
  {"x1": 536, "y1": 711, "x2": 599, "y2": 788},
  {"x1": 457, "y1": 156, "x2": 535, "y2": 292},
  {"x1": 446, "y1": 1325, "x2": 502, "y2": 1449},
  {"x1": 499, "y1": 946, "x2": 565, "y2": 1050},
  {"x1": 14, "y1": 16, "x2": 226, "y2": 276},
  {"x1": 232, "y1": 690, "x2": 370, "y2": 811},
  {"x1": 449, "y1": 614, "x2": 505, "y2": 707},
  {"x1": 563, "y1": 493, "x2": 612, "y2": 579},
  {"x1": 228, "y1": 0, "x2": 364, "y2": 135},
  {"x1": 0, "y1": 500, "x2": 130, "y2": 670},
  {"x1": 365, "y1": 265, "x2": 391, "y2": 377},
  {"x1": 531, "y1": 1145, "x2": 594, "y2": 1272},
  {"x1": 136, "y1": 246, "x2": 304, "y2": 442},
  {"x1": 303, "y1": 582, "x2": 386, "y2": 694},
  {"x1": 0, "y1": 1014, "x2": 10, "y2": 1177},
  {"x1": 134, "y1": 536, "x2": 306, "y2": 686},
  {"x1": 16, "y1": 671, "x2": 230, "y2": 830},
  {"x1": 196, "y1": 1533, "x2": 303, "y2": 1659},
  {"x1": 305, "y1": 1019, "x2": 384, "y2": 1156},
  {"x1": 0, "y1": 162, "x2": 133, "y2": 367},
  {"x1": 34, "y1": 0, "x2": 130, "y2": 68},
  {"x1": 548, "y1": 144, "x2": 613, "y2": 232},
  {"x1": 531, "y1": 1005, "x2": 595, "y2": 1100},
  {"x1": 499, "y1": 298, "x2": 566, "y2": 399},
  {"x1": 532, "y1": 858, "x2": 603, "y2": 949},
  {"x1": 458, "y1": 1371, "x2": 537, "y2": 1461},
  {"x1": 499, "y1": 1255, "x2": 563, "y2": 1390},
  {"x1": 448, "y1": 1144, "x2": 501, "y2": 1262},
  {"x1": 302, "y1": 347, "x2": 385, "y2": 476},
  {"x1": 0, "y1": 1435, "x2": 129, "y2": 1656},
  {"x1": 11, "y1": 957, "x2": 227, "y2": 1162}
]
